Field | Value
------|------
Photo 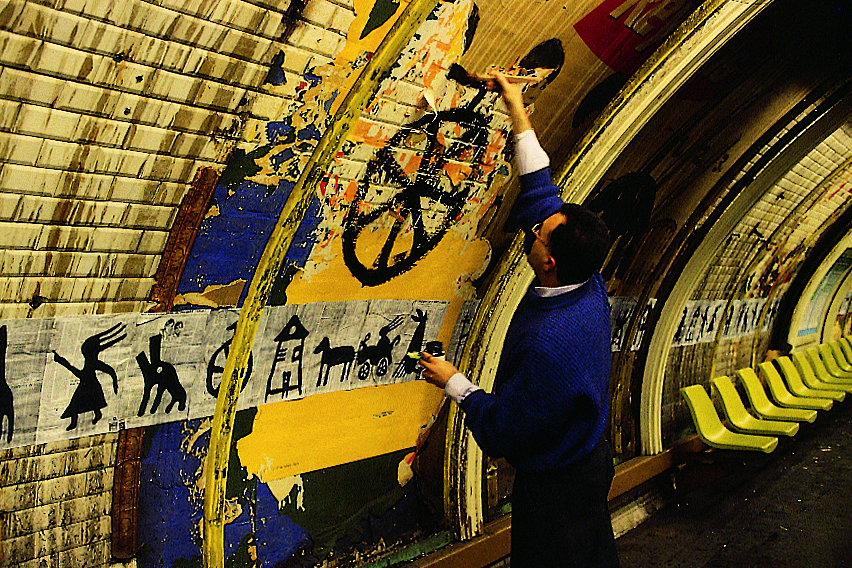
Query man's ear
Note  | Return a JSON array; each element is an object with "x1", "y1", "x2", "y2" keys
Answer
[{"x1": 543, "y1": 254, "x2": 558, "y2": 274}]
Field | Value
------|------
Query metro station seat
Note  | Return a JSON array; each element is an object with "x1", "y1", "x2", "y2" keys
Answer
[
  {"x1": 680, "y1": 385, "x2": 779, "y2": 453},
  {"x1": 710, "y1": 377, "x2": 799, "y2": 437},
  {"x1": 776, "y1": 356, "x2": 846, "y2": 402},
  {"x1": 734, "y1": 368, "x2": 818, "y2": 423},
  {"x1": 818, "y1": 344, "x2": 852, "y2": 379},
  {"x1": 838, "y1": 337, "x2": 852, "y2": 365},
  {"x1": 756, "y1": 361, "x2": 833, "y2": 411},
  {"x1": 804, "y1": 348, "x2": 852, "y2": 385},
  {"x1": 828, "y1": 341, "x2": 852, "y2": 372},
  {"x1": 792, "y1": 351, "x2": 852, "y2": 392}
]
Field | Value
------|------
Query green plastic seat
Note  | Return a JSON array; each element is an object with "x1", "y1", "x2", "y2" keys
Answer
[
  {"x1": 776, "y1": 356, "x2": 845, "y2": 401},
  {"x1": 792, "y1": 351, "x2": 852, "y2": 393},
  {"x1": 757, "y1": 361, "x2": 832, "y2": 411},
  {"x1": 680, "y1": 385, "x2": 778, "y2": 453},
  {"x1": 804, "y1": 348, "x2": 852, "y2": 385},
  {"x1": 819, "y1": 344, "x2": 852, "y2": 379},
  {"x1": 710, "y1": 377, "x2": 798, "y2": 436},
  {"x1": 828, "y1": 341, "x2": 852, "y2": 372},
  {"x1": 735, "y1": 368, "x2": 817, "y2": 423}
]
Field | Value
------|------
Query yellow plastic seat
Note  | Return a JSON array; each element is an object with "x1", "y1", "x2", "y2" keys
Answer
[
  {"x1": 680, "y1": 385, "x2": 778, "y2": 453},
  {"x1": 776, "y1": 356, "x2": 845, "y2": 401},
  {"x1": 757, "y1": 361, "x2": 832, "y2": 411},
  {"x1": 838, "y1": 337, "x2": 852, "y2": 365},
  {"x1": 792, "y1": 351, "x2": 852, "y2": 393},
  {"x1": 804, "y1": 348, "x2": 852, "y2": 385},
  {"x1": 828, "y1": 341, "x2": 852, "y2": 372},
  {"x1": 735, "y1": 368, "x2": 817, "y2": 423},
  {"x1": 710, "y1": 377, "x2": 799, "y2": 437},
  {"x1": 818, "y1": 344, "x2": 852, "y2": 379}
]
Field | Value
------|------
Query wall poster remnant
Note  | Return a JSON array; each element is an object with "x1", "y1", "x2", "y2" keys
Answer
[{"x1": 0, "y1": 299, "x2": 447, "y2": 450}]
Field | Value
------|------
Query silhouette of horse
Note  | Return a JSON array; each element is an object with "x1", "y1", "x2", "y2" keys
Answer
[
  {"x1": 314, "y1": 337, "x2": 355, "y2": 387},
  {"x1": 136, "y1": 334, "x2": 187, "y2": 416},
  {"x1": 394, "y1": 310, "x2": 427, "y2": 378}
]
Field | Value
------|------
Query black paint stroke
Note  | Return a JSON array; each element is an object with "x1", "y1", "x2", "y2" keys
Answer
[
  {"x1": 136, "y1": 334, "x2": 187, "y2": 416},
  {"x1": 360, "y1": 0, "x2": 400, "y2": 40},
  {"x1": 0, "y1": 326, "x2": 13, "y2": 442},
  {"x1": 518, "y1": 38, "x2": 565, "y2": 87},
  {"x1": 586, "y1": 171, "x2": 657, "y2": 281},
  {"x1": 356, "y1": 315, "x2": 403, "y2": 380},
  {"x1": 314, "y1": 337, "x2": 355, "y2": 387},
  {"x1": 207, "y1": 321, "x2": 253, "y2": 397},
  {"x1": 54, "y1": 322, "x2": 126, "y2": 431},
  {"x1": 266, "y1": 314, "x2": 309, "y2": 400},
  {"x1": 342, "y1": 88, "x2": 491, "y2": 286}
]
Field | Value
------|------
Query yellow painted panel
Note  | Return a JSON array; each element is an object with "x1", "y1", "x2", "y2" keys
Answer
[
  {"x1": 237, "y1": 380, "x2": 445, "y2": 481},
  {"x1": 286, "y1": 230, "x2": 490, "y2": 304}
]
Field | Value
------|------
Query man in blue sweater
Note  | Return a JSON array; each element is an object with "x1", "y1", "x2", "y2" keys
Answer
[{"x1": 419, "y1": 72, "x2": 619, "y2": 568}]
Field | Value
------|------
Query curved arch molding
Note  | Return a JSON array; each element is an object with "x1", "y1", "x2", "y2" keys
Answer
[
  {"x1": 200, "y1": 0, "x2": 442, "y2": 565},
  {"x1": 641, "y1": 86, "x2": 852, "y2": 455},
  {"x1": 791, "y1": 232, "x2": 852, "y2": 346},
  {"x1": 447, "y1": 0, "x2": 775, "y2": 539}
]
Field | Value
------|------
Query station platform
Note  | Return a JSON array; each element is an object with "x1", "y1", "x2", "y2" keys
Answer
[{"x1": 617, "y1": 397, "x2": 852, "y2": 567}]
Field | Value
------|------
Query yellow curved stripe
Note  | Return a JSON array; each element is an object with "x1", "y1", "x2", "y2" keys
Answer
[{"x1": 201, "y1": 0, "x2": 441, "y2": 565}]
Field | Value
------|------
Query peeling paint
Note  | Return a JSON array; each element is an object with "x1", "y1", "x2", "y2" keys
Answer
[{"x1": 174, "y1": 280, "x2": 247, "y2": 308}]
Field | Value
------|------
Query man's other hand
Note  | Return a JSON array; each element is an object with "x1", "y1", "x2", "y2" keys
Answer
[{"x1": 418, "y1": 352, "x2": 458, "y2": 388}]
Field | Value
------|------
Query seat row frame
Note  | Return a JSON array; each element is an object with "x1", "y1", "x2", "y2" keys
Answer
[{"x1": 680, "y1": 337, "x2": 852, "y2": 453}]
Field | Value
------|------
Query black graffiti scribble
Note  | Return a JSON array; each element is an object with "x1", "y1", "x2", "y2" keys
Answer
[
  {"x1": 0, "y1": 326, "x2": 13, "y2": 443},
  {"x1": 136, "y1": 334, "x2": 186, "y2": 416},
  {"x1": 393, "y1": 310, "x2": 427, "y2": 378},
  {"x1": 266, "y1": 315, "x2": 309, "y2": 400},
  {"x1": 356, "y1": 315, "x2": 404, "y2": 380},
  {"x1": 207, "y1": 321, "x2": 254, "y2": 398},
  {"x1": 54, "y1": 322, "x2": 126, "y2": 431},
  {"x1": 341, "y1": 87, "x2": 493, "y2": 286},
  {"x1": 314, "y1": 337, "x2": 355, "y2": 387}
]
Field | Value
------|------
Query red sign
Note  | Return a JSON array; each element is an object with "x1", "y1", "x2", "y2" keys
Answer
[{"x1": 575, "y1": 0, "x2": 702, "y2": 74}]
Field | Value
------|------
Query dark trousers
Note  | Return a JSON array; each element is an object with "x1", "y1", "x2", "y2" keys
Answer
[{"x1": 510, "y1": 439, "x2": 620, "y2": 568}]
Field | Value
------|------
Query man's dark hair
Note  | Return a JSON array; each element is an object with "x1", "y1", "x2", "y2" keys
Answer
[{"x1": 548, "y1": 203, "x2": 611, "y2": 285}]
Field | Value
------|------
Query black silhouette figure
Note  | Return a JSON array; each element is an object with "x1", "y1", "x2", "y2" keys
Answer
[
  {"x1": 393, "y1": 310, "x2": 428, "y2": 378},
  {"x1": 0, "y1": 325, "x2": 13, "y2": 443},
  {"x1": 266, "y1": 315, "x2": 309, "y2": 400},
  {"x1": 673, "y1": 307, "x2": 689, "y2": 345},
  {"x1": 207, "y1": 321, "x2": 253, "y2": 398},
  {"x1": 707, "y1": 304, "x2": 722, "y2": 335},
  {"x1": 357, "y1": 316, "x2": 404, "y2": 380},
  {"x1": 53, "y1": 322, "x2": 126, "y2": 431},
  {"x1": 313, "y1": 337, "x2": 355, "y2": 387},
  {"x1": 610, "y1": 303, "x2": 632, "y2": 351},
  {"x1": 136, "y1": 334, "x2": 186, "y2": 416}
]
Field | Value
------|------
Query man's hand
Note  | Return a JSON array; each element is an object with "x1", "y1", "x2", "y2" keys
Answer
[
  {"x1": 483, "y1": 71, "x2": 532, "y2": 135},
  {"x1": 418, "y1": 352, "x2": 458, "y2": 389}
]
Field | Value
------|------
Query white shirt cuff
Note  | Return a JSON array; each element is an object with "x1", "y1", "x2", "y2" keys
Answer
[
  {"x1": 514, "y1": 129, "x2": 550, "y2": 175},
  {"x1": 444, "y1": 373, "x2": 481, "y2": 404}
]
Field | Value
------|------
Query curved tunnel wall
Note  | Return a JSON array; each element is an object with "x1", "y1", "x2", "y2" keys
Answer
[{"x1": 1, "y1": 0, "x2": 851, "y2": 566}]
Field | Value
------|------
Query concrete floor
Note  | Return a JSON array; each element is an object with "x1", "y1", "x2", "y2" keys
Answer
[{"x1": 617, "y1": 398, "x2": 852, "y2": 568}]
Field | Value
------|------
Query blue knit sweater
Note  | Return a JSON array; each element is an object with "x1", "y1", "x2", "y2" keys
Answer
[{"x1": 460, "y1": 167, "x2": 612, "y2": 473}]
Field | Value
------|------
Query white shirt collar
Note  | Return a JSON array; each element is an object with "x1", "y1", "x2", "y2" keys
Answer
[{"x1": 533, "y1": 279, "x2": 588, "y2": 297}]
